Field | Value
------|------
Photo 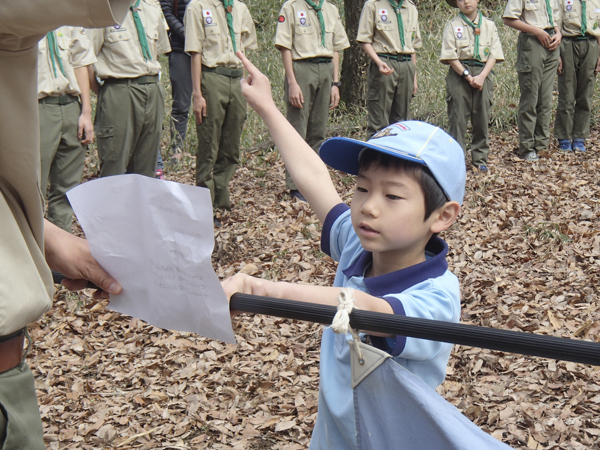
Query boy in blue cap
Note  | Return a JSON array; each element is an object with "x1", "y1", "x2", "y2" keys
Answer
[{"x1": 223, "y1": 52, "x2": 466, "y2": 449}]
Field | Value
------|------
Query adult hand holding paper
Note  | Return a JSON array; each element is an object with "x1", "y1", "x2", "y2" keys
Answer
[{"x1": 67, "y1": 174, "x2": 235, "y2": 343}]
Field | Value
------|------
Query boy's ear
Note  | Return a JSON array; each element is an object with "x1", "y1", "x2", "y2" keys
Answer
[{"x1": 429, "y1": 201, "x2": 461, "y2": 234}]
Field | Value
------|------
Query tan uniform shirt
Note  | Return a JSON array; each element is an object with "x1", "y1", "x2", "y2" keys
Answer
[
  {"x1": 87, "y1": 0, "x2": 171, "y2": 79},
  {"x1": 38, "y1": 26, "x2": 97, "y2": 99},
  {"x1": 184, "y1": 0, "x2": 258, "y2": 68},
  {"x1": 561, "y1": 0, "x2": 600, "y2": 37},
  {"x1": 357, "y1": 0, "x2": 422, "y2": 55},
  {"x1": 503, "y1": 0, "x2": 562, "y2": 30},
  {"x1": 274, "y1": 0, "x2": 350, "y2": 60},
  {"x1": 440, "y1": 15, "x2": 505, "y2": 63},
  {"x1": 0, "y1": 0, "x2": 129, "y2": 336}
]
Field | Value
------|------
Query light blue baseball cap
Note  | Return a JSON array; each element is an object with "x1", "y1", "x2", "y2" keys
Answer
[{"x1": 319, "y1": 121, "x2": 466, "y2": 205}]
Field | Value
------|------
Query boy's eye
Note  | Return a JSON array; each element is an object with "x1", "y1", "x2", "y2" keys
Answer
[
  {"x1": 387, "y1": 194, "x2": 402, "y2": 200},
  {"x1": 356, "y1": 186, "x2": 368, "y2": 193}
]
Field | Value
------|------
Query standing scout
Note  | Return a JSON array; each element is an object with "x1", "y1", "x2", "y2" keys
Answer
[
  {"x1": 441, "y1": 0, "x2": 504, "y2": 172},
  {"x1": 554, "y1": 0, "x2": 600, "y2": 152},
  {"x1": 87, "y1": 0, "x2": 171, "y2": 178},
  {"x1": 357, "y1": 0, "x2": 422, "y2": 138},
  {"x1": 275, "y1": 0, "x2": 350, "y2": 201},
  {"x1": 503, "y1": 0, "x2": 562, "y2": 161},
  {"x1": 38, "y1": 26, "x2": 97, "y2": 231},
  {"x1": 185, "y1": 0, "x2": 257, "y2": 222}
]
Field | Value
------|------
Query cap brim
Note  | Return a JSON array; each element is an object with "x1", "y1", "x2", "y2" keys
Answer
[
  {"x1": 319, "y1": 136, "x2": 426, "y2": 176},
  {"x1": 445, "y1": 0, "x2": 458, "y2": 7}
]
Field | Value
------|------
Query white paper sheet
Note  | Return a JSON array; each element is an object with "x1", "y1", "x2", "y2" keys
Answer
[{"x1": 67, "y1": 174, "x2": 236, "y2": 343}]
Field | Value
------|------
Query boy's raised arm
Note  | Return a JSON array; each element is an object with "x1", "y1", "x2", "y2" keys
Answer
[{"x1": 237, "y1": 51, "x2": 343, "y2": 223}]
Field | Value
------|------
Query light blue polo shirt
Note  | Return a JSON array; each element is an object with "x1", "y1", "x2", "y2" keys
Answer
[{"x1": 309, "y1": 204, "x2": 461, "y2": 450}]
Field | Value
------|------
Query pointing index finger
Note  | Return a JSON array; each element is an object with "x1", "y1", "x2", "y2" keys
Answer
[{"x1": 236, "y1": 51, "x2": 257, "y2": 76}]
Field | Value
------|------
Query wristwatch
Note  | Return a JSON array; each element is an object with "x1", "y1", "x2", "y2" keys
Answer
[
  {"x1": 461, "y1": 69, "x2": 470, "y2": 79},
  {"x1": 332, "y1": 81, "x2": 341, "y2": 87}
]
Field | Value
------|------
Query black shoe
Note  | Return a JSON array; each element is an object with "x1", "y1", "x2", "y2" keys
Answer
[
  {"x1": 213, "y1": 217, "x2": 222, "y2": 228},
  {"x1": 290, "y1": 190, "x2": 307, "y2": 202}
]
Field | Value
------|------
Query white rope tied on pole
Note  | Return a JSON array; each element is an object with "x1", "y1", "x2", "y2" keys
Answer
[{"x1": 331, "y1": 288, "x2": 365, "y2": 364}]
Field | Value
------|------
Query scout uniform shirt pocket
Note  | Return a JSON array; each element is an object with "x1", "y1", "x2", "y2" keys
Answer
[
  {"x1": 294, "y1": 11, "x2": 316, "y2": 54},
  {"x1": 202, "y1": 9, "x2": 221, "y2": 44},
  {"x1": 106, "y1": 27, "x2": 134, "y2": 62},
  {"x1": 525, "y1": 0, "x2": 540, "y2": 11}
]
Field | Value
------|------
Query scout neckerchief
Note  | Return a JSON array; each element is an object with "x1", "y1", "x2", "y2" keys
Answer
[
  {"x1": 386, "y1": 0, "x2": 406, "y2": 51},
  {"x1": 459, "y1": 11, "x2": 482, "y2": 61},
  {"x1": 546, "y1": 0, "x2": 555, "y2": 27},
  {"x1": 46, "y1": 31, "x2": 66, "y2": 77},
  {"x1": 304, "y1": 0, "x2": 327, "y2": 47},
  {"x1": 221, "y1": 0, "x2": 237, "y2": 52},
  {"x1": 581, "y1": 0, "x2": 587, "y2": 35},
  {"x1": 131, "y1": 0, "x2": 153, "y2": 61}
]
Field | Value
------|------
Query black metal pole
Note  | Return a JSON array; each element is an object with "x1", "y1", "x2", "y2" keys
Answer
[
  {"x1": 230, "y1": 293, "x2": 600, "y2": 367},
  {"x1": 51, "y1": 271, "x2": 600, "y2": 366}
]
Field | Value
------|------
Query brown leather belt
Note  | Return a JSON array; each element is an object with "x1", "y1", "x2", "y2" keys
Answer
[{"x1": 0, "y1": 330, "x2": 25, "y2": 374}]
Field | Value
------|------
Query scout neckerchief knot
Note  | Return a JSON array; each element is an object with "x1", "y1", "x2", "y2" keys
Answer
[
  {"x1": 459, "y1": 11, "x2": 482, "y2": 61},
  {"x1": 386, "y1": 0, "x2": 406, "y2": 50},
  {"x1": 46, "y1": 31, "x2": 66, "y2": 77},
  {"x1": 581, "y1": 0, "x2": 587, "y2": 35},
  {"x1": 131, "y1": 0, "x2": 153, "y2": 61},
  {"x1": 304, "y1": 0, "x2": 327, "y2": 47},
  {"x1": 546, "y1": 0, "x2": 555, "y2": 27},
  {"x1": 221, "y1": 0, "x2": 237, "y2": 53}
]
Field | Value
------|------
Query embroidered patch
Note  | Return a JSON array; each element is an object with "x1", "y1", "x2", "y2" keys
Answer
[
  {"x1": 484, "y1": 47, "x2": 490, "y2": 56},
  {"x1": 565, "y1": 0, "x2": 573, "y2": 10},
  {"x1": 455, "y1": 26, "x2": 464, "y2": 39},
  {"x1": 278, "y1": 15, "x2": 285, "y2": 22},
  {"x1": 203, "y1": 9, "x2": 216, "y2": 25},
  {"x1": 372, "y1": 126, "x2": 399, "y2": 139},
  {"x1": 412, "y1": 31, "x2": 415, "y2": 40},
  {"x1": 595, "y1": 22, "x2": 599, "y2": 29},
  {"x1": 298, "y1": 11, "x2": 308, "y2": 26},
  {"x1": 381, "y1": 14, "x2": 388, "y2": 21}
]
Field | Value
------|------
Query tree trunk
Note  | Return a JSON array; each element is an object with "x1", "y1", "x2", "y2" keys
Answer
[{"x1": 340, "y1": 0, "x2": 369, "y2": 107}]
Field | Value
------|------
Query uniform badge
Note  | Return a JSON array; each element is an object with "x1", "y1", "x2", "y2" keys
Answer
[
  {"x1": 455, "y1": 26, "x2": 463, "y2": 39},
  {"x1": 278, "y1": 15, "x2": 285, "y2": 22},
  {"x1": 379, "y1": 9, "x2": 388, "y2": 22},
  {"x1": 595, "y1": 22, "x2": 599, "y2": 29},
  {"x1": 203, "y1": 9, "x2": 214, "y2": 25},
  {"x1": 372, "y1": 127, "x2": 399, "y2": 139},
  {"x1": 566, "y1": 0, "x2": 573, "y2": 10},
  {"x1": 298, "y1": 11, "x2": 307, "y2": 25},
  {"x1": 484, "y1": 47, "x2": 490, "y2": 56}
]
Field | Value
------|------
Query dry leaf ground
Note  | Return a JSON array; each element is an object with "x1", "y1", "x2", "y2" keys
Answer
[{"x1": 30, "y1": 126, "x2": 600, "y2": 449}]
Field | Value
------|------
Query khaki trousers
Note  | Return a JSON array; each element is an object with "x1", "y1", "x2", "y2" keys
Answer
[
  {"x1": 446, "y1": 65, "x2": 494, "y2": 166},
  {"x1": 95, "y1": 81, "x2": 164, "y2": 178},
  {"x1": 284, "y1": 60, "x2": 333, "y2": 191},
  {"x1": 515, "y1": 32, "x2": 560, "y2": 156},
  {"x1": 366, "y1": 58, "x2": 415, "y2": 139},
  {"x1": 196, "y1": 71, "x2": 246, "y2": 210},
  {"x1": 555, "y1": 37, "x2": 600, "y2": 140},
  {"x1": 39, "y1": 100, "x2": 85, "y2": 231},
  {"x1": 0, "y1": 363, "x2": 45, "y2": 450}
]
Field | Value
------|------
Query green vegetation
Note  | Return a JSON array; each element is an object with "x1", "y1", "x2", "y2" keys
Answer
[{"x1": 523, "y1": 222, "x2": 572, "y2": 243}]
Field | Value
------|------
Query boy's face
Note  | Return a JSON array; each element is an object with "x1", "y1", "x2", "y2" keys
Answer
[
  {"x1": 351, "y1": 165, "x2": 440, "y2": 267},
  {"x1": 456, "y1": 0, "x2": 478, "y2": 15}
]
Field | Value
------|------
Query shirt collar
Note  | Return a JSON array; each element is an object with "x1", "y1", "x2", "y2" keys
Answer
[{"x1": 341, "y1": 236, "x2": 449, "y2": 297}]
